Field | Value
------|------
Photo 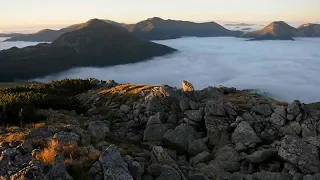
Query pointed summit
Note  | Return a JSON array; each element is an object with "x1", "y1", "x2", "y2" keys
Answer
[{"x1": 241, "y1": 21, "x2": 296, "y2": 40}]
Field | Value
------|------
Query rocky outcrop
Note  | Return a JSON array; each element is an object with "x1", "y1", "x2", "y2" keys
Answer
[{"x1": 2, "y1": 80, "x2": 320, "y2": 180}]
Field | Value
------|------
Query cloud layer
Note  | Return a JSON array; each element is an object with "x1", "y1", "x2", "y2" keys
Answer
[{"x1": 31, "y1": 37, "x2": 320, "y2": 103}]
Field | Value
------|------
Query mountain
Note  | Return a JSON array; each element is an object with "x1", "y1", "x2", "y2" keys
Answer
[
  {"x1": 128, "y1": 17, "x2": 242, "y2": 40},
  {"x1": 295, "y1": 23, "x2": 320, "y2": 37},
  {"x1": 0, "y1": 19, "x2": 176, "y2": 81},
  {"x1": 0, "y1": 33, "x2": 24, "y2": 38},
  {"x1": 241, "y1": 21, "x2": 296, "y2": 40},
  {"x1": 4, "y1": 20, "x2": 128, "y2": 42}
]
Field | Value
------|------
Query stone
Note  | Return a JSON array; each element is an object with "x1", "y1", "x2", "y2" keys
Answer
[
  {"x1": 287, "y1": 100, "x2": 301, "y2": 117},
  {"x1": 53, "y1": 131, "x2": 80, "y2": 145},
  {"x1": 235, "y1": 142, "x2": 247, "y2": 152},
  {"x1": 278, "y1": 135, "x2": 320, "y2": 174},
  {"x1": 163, "y1": 123, "x2": 201, "y2": 152},
  {"x1": 274, "y1": 106, "x2": 287, "y2": 119},
  {"x1": 47, "y1": 155, "x2": 73, "y2": 180},
  {"x1": 188, "y1": 138, "x2": 209, "y2": 156},
  {"x1": 252, "y1": 104, "x2": 273, "y2": 116},
  {"x1": 89, "y1": 161, "x2": 103, "y2": 180},
  {"x1": 190, "y1": 151, "x2": 212, "y2": 164},
  {"x1": 232, "y1": 121, "x2": 262, "y2": 145},
  {"x1": 144, "y1": 116, "x2": 167, "y2": 142},
  {"x1": 155, "y1": 166, "x2": 181, "y2": 180},
  {"x1": 183, "y1": 118, "x2": 200, "y2": 127},
  {"x1": 184, "y1": 109, "x2": 204, "y2": 122},
  {"x1": 270, "y1": 113, "x2": 286, "y2": 127},
  {"x1": 209, "y1": 145, "x2": 240, "y2": 172},
  {"x1": 259, "y1": 161, "x2": 281, "y2": 172},
  {"x1": 120, "y1": 104, "x2": 131, "y2": 114},
  {"x1": 305, "y1": 136, "x2": 320, "y2": 148},
  {"x1": 205, "y1": 115, "x2": 230, "y2": 148},
  {"x1": 10, "y1": 163, "x2": 47, "y2": 180},
  {"x1": 99, "y1": 144, "x2": 133, "y2": 180},
  {"x1": 223, "y1": 103, "x2": 237, "y2": 116},
  {"x1": 245, "y1": 149, "x2": 277, "y2": 163},
  {"x1": 180, "y1": 99, "x2": 190, "y2": 112},
  {"x1": 189, "y1": 100, "x2": 199, "y2": 110},
  {"x1": 200, "y1": 164, "x2": 231, "y2": 180},
  {"x1": 88, "y1": 121, "x2": 110, "y2": 143},
  {"x1": 128, "y1": 161, "x2": 143, "y2": 180},
  {"x1": 205, "y1": 100, "x2": 226, "y2": 116},
  {"x1": 188, "y1": 172, "x2": 210, "y2": 180},
  {"x1": 250, "y1": 172, "x2": 292, "y2": 180}
]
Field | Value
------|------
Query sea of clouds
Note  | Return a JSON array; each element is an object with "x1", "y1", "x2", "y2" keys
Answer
[{"x1": 1, "y1": 36, "x2": 320, "y2": 103}]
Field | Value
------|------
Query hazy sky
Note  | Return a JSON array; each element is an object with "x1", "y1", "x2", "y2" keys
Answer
[{"x1": 1, "y1": 0, "x2": 319, "y2": 32}]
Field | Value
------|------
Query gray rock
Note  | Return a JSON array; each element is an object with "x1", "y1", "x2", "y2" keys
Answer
[
  {"x1": 89, "y1": 161, "x2": 103, "y2": 180},
  {"x1": 154, "y1": 166, "x2": 181, "y2": 180},
  {"x1": 183, "y1": 118, "x2": 200, "y2": 127},
  {"x1": 305, "y1": 136, "x2": 320, "y2": 148},
  {"x1": 303, "y1": 175, "x2": 315, "y2": 180},
  {"x1": 188, "y1": 138, "x2": 209, "y2": 156},
  {"x1": 188, "y1": 172, "x2": 210, "y2": 180},
  {"x1": 259, "y1": 160, "x2": 281, "y2": 172},
  {"x1": 200, "y1": 164, "x2": 231, "y2": 180},
  {"x1": 47, "y1": 155, "x2": 73, "y2": 180},
  {"x1": 223, "y1": 103, "x2": 238, "y2": 116},
  {"x1": 209, "y1": 145, "x2": 240, "y2": 172},
  {"x1": 184, "y1": 109, "x2": 204, "y2": 122},
  {"x1": 142, "y1": 175, "x2": 153, "y2": 180},
  {"x1": 189, "y1": 100, "x2": 199, "y2": 110},
  {"x1": 270, "y1": 113, "x2": 286, "y2": 127},
  {"x1": 10, "y1": 164, "x2": 47, "y2": 180},
  {"x1": 163, "y1": 123, "x2": 201, "y2": 152},
  {"x1": 88, "y1": 121, "x2": 110, "y2": 143},
  {"x1": 287, "y1": 100, "x2": 301, "y2": 117},
  {"x1": 53, "y1": 131, "x2": 80, "y2": 145},
  {"x1": 250, "y1": 172, "x2": 292, "y2": 180},
  {"x1": 232, "y1": 121, "x2": 262, "y2": 145},
  {"x1": 120, "y1": 104, "x2": 131, "y2": 114},
  {"x1": 190, "y1": 151, "x2": 212, "y2": 164},
  {"x1": 274, "y1": 106, "x2": 287, "y2": 119},
  {"x1": 252, "y1": 104, "x2": 273, "y2": 116},
  {"x1": 245, "y1": 149, "x2": 277, "y2": 163},
  {"x1": 235, "y1": 142, "x2": 247, "y2": 152},
  {"x1": 278, "y1": 135, "x2": 320, "y2": 174},
  {"x1": 144, "y1": 116, "x2": 167, "y2": 142},
  {"x1": 205, "y1": 115, "x2": 230, "y2": 148},
  {"x1": 205, "y1": 100, "x2": 226, "y2": 116},
  {"x1": 128, "y1": 161, "x2": 143, "y2": 180},
  {"x1": 99, "y1": 145, "x2": 133, "y2": 180},
  {"x1": 180, "y1": 99, "x2": 190, "y2": 111}
]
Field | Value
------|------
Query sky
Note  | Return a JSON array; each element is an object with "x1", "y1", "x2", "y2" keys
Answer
[{"x1": 1, "y1": 0, "x2": 320, "y2": 33}]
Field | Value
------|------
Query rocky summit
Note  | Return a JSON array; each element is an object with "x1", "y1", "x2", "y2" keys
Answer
[{"x1": 1, "y1": 79, "x2": 320, "y2": 180}]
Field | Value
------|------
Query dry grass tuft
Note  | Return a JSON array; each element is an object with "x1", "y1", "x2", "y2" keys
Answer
[{"x1": 4, "y1": 131, "x2": 28, "y2": 142}]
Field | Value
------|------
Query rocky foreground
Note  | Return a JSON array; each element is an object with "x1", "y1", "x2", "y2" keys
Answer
[{"x1": 1, "y1": 80, "x2": 320, "y2": 180}]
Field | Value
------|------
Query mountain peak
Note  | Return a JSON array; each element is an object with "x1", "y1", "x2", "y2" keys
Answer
[{"x1": 76, "y1": 18, "x2": 109, "y2": 30}]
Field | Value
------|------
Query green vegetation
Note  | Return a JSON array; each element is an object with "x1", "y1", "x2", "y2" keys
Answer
[{"x1": 0, "y1": 79, "x2": 95, "y2": 125}]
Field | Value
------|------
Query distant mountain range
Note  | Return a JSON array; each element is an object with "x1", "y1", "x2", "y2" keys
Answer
[
  {"x1": 0, "y1": 33, "x2": 24, "y2": 38},
  {"x1": 241, "y1": 21, "x2": 320, "y2": 40},
  {"x1": 4, "y1": 17, "x2": 243, "y2": 42},
  {"x1": 0, "y1": 19, "x2": 176, "y2": 81},
  {"x1": 127, "y1": 17, "x2": 242, "y2": 40}
]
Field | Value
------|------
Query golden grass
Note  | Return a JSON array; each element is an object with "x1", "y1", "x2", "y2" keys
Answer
[
  {"x1": 4, "y1": 131, "x2": 28, "y2": 142},
  {"x1": 36, "y1": 139, "x2": 59, "y2": 164}
]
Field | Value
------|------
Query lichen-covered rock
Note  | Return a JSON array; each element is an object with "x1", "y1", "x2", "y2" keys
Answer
[
  {"x1": 163, "y1": 123, "x2": 201, "y2": 152},
  {"x1": 99, "y1": 145, "x2": 133, "y2": 180},
  {"x1": 205, "y1": 100, "x2": 226, "y2": 116},
  {"x1": 252, "y1": 104, "x2": 273, "y2": 116},
  {"x1": 232, "y1": 121, "x2": 262, "y2": 145},
  {"x1": 278, "y1": 135, "x2": 320, "y2": 174},
  {"x1": 144, "y1": 115, "x2": 167, "y2": 143},
  {"x1": 184, "y1": 109, "x2": 204, "y2": 122},
  {"x1": 10, "y1": 163, "x2": 47, "y2": 180},
  {"x1": 287, "y1": 100, "x2": 301, "y2": 117},
  {"x1": 53, "y1": 131, "x2": 80, "y2": 145},
  {"x1": 88, "y1": 120, "x2": 110, "y2": 143},
  {"x1": 209, "y1": 145, "x2": 240, "y2": 172},
  {"x1": 205, "y1": 115, "x2": 231, "y2": 148},
  {"x1": 128, "y1": 161, "x2": 144, "y2": 180},
  {"x1": 270, "y1": 113, "x2": 286, "y2": 127}
]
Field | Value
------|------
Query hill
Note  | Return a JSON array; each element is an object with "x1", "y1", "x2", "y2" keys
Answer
[
  {"x1": 295, "y1": 23, "x2": 320, "y2": 37},
  {"x1": 0, "y1": 79, "x2": 319, "y2": 179},
  {"x1": 0, "y1": 33, "x2": 24, "y2": 38},
  {"x1": 128, "y1": 17, "x2": 242, "y2": 40},
  {"x1": 4, "y1": 20, "x2": 127, "y2": 42},
  {"x1": 0, "y1": 19, "x2": 176, "y2": 81},
  {"x1": 241, "y1": 21, "x2": 296, "y2": 40}
]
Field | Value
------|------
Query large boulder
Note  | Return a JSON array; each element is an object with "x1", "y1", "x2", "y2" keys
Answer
[
  {"x1": 205, "y1": 100, "x2": 226, "y2": 116},
  {"x1": 188, "y1": 138, "x2": 209, "y2": 156},
  {"x1": 232, "y1": 121, "x2": 262, "y2": 145},
  {"x1": 99, "y1": 144, "x2": 133, "y2": 180},
  {"x1": 278, "y1": 135, "x2": 320, "y2": 174},
  {"x1": 144, "y1": 116, "x2": 167, "y2": 143},
  {"x1": 53, "y1": 131, "x2": 80, "y2": 145},
  {"x1": 184, "y1": 109, "x2": 204, "y2": 122},
  {"x1": 88, "y1": 121, "x2": 110, "y2": 143},
  {"x1": 205, "y1": 115, "x2": 230, "y2": 148},
  {"x1": 163, "y1": 123, "x2": 201, "y2": 152},
  {"x1": 287, "y1": 100, "x2": 301, "y2": 117},
  {"x1": 46, "y1": 155, "x2": 73, "y2": 180},
  {"x1": 252, "y1": 104, "x2": 273, "y2": 116},
  {"x1": 209, "y1": 145, "x2": 240, "y2": 172}
]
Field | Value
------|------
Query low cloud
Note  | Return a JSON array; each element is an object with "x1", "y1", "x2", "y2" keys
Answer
[{"x1": 34, "y1": 37, "x2": 320, "y2": 103}]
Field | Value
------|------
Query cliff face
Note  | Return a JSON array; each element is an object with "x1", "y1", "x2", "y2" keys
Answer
[
  {"x1": 0, "y1": 19, "x2": 176, "y2": 81},
  {"x1": 1, "y1": 79, "x2": 320, "y2": 179}
]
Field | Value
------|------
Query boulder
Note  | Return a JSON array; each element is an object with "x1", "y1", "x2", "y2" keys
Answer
[
  {"x1": 200, "y1": 164, "x2": 231, "y2": 180},
  {"x1": 88, "y1": 121, "x2": 110, "y2": 143},
  {"x1": 278, "y1": 135, "x2": 320, "y2": 174},
  {"x1": 245, "y1": 149, "x2": 277, "y2": 164},
  {"x1": 270, "y1": 113, "x2": 286, "y2": 127},
  {"x1": 252, "y1": 104, "x2": 273, "y2": 116},
  {"x1": 232, "y1": 121, "x2": 262, "y2": 145},
  {"x1": 205, "y1": 100, "x2": 226, "y2": 116},
  {"x1": 180, "y1": 99, "x2": 190, "y2": 111},
  {"x1": 248, "y1": 172, "x2": 292, "y2": 180},
  {"x1": 163, "y1": 123, "x2": 201, "y2": 152},
  {"x1": 128, "y1": 161, "x2": 143, "y2": 180},
  {"x1": 10, "y1": 163, "x2": 47, "y2": 180},
  {"x1": 53, "y1": 131, "x2": 80, "y2": 145},
  {"x1": 274, "y1": 106, "x2": 287, "y2": 119},
  {"x1": 184, "y1": 109, "x2": 204, "y2": 122},
  {"x1": 144, "y1": 116, "x2": 167, "y2": 143},
  {"x1": 209, "y1": 145, "x2": 240, "y2": 172},
  {"x1": 205, "y1": 115, "x2": 230, "y2": 148},
  {"x1": 99, "y1": 145, "x2": 133, "y2": 180},
  {"x1": 287, "y1": 100, "x2": 301, "y2": 117},
  {"x1": 190, "y1": 151, "x2": 212, "y2": 165},
  {"x1": 46, "y1": 155, "x2": 73, "y2": 180},
  {"x1": 188, "y1": 138, "x2": 209, "y2": 156}
]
